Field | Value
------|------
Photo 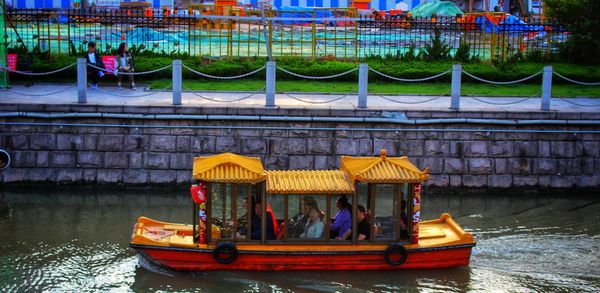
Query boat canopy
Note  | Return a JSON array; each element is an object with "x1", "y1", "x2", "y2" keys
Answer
[
  {"x1": 192, "y1": 153, "x2": 266, "y2": 183},
  {"x1": 266, "y1": 170, "x2": 355, "y2": 194},
  {"x1": 341, "y1": 149, "x2": 429, "y2": 183}
]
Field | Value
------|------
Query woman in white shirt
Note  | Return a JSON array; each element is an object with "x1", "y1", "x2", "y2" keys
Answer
[
  {"x1": 300, "y1": 207, "x2": 324, "y2": 239},
  {"x1": 115, "y1": 43, "x2": 136, "y2": 90}
]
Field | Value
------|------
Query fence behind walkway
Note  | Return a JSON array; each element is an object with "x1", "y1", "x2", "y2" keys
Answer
[{"x1": 5, "y1": 8, "x2": 564, "y2": 62}]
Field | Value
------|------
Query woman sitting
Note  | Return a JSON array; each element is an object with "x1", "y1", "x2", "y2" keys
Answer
[
  {"x1": 300, "y1": 207, "x2": 324, "y2": 239},
  {"x1": 115, "y1": 42, "x2": 136, "y2": 90}
]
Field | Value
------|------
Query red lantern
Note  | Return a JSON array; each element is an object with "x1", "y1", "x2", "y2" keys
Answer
[{"x1": 190, "y1": 181, "x2": 207, "y2": 204}]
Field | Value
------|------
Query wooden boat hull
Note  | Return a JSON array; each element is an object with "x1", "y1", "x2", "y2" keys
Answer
[{"x1": 130, "y1": 243, "x2": 474, "y2": 271}]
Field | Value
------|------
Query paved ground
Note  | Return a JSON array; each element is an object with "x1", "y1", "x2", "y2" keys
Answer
[{"x1": 1, "y1": 84, "x2": 599, "y2": 112}]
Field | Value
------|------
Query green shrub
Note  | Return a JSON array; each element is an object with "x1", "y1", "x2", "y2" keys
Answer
[{"x1": 422, "y1": 28, "x2": 451, "y2": 61}]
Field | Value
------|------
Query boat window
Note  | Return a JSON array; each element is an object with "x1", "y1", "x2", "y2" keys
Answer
[
  {"x1": 265, "y1": 194, "x2": 283, "y2": 240},
  {"x1": 356, "y1": 182, "x2": 370, "y2": 242},
  {"x1": 235, "y1": 184, "x2": 251, "y2": 241},
  {"x1": 287, "y1": 195, "x2": 327, "y2": 240},
  {"x1": 329, "y1": 195, "x2": 353, "y2": 241},
  {"x1": 210, "y1": 183, "x2": 234, "y2": 240},
  {"x1": 373, "y1": 184, "x2": 398, "y2": 240}
]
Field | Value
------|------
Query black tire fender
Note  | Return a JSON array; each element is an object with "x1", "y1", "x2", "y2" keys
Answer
[
  {"x1": 384, "y1": 244, "x2": 408, "y2": 266},
  {"x1": 213, "y1": 242, "x2": 238, "y2": 265}
]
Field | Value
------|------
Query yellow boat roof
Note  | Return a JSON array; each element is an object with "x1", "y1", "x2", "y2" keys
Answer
[
  {"x1": 192, "y1": 153, "x2": 266, "y2": 183},
  {"x1": 341, "y1": 149, "x2": 429, "y2": 183},
  {"x1": 266, "y1": 170, "x2": 354, "y2": 194}
]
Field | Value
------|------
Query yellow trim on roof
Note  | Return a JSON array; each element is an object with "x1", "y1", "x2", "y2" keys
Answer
[
  {"x1": 192, "y1": 153, "x2": 266, "y2": 183},
  {"x1": 266, "y1": 170, "x2": 355, "y2": 194},
  {"x1": 341, "y1": 149, "x2": 429, "y2": 183}
]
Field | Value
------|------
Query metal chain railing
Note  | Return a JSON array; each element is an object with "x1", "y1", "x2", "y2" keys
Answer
[
  {"x1": 369, "y1": 91, "x2": 449, "y2": 104},
  {"x1": 0, "y1": 83, "x2": 78, "y2": 96},
  {"x1": 467, "y1": 95, "x2": 536, "y2": 106},
  {"x1": 462, "y1": 70, "x2": 542, "y2": 85},
  {"x1": 0, "y1": 63, "x2": 76, "y2": 76},
  {"x1": 90, "y1": 82, "x2": 172, "y2": 98},
  {"x1": 183, "y1": 65, "x2": 265, "y2": 80},
  {"x1": 553, "y1": 72, "x2": 600, "y2": 86},
  {"x1": 183, "y1": 84, "x2": 265, "y2": 103},
  {"x1": 87, "y1": 64, "x2": 172, "y2": 76},
  {"x1": 277, "y1": 67, "x2": 358, "y2": 80},
  {"x1": 369, "y1": 68, "x2": 450, "y2": 82},
  {"x1": 279, "y1": 90, "x2": 357, "y2": 104}
]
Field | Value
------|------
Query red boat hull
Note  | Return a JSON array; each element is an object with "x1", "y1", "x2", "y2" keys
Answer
[{"x1": 131, "y1": 244, "x2": 474, "y2": 271}]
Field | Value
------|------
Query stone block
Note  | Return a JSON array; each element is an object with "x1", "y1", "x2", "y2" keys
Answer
[
  {"x1": 424, "y1": 140, "x2": 449, "y2": 157},
  {"x1": 170, "y1": 153, "x2": 193, "y2": 169},
  {"x1": 428, "y1": 174, "x2": 449, "y2": 188},
  {"x1": 56, "y1": 169, "x2": 83, "y2": 183},
  {"x1": 264, "y1": 156, "x2": 289, "y2": 170},
  {"x1": 52, "y1": 152, "x2": 77, "y2": 167},
  {"x1": 104, "y1": 152, "x2": 129, "y2": 169},
  {"x1": 288, "y1": 138, "x2": 307, "y2": 155},
  {"x1": 83, "y1": 169, "x2": 96, "y2": 183},
  {"x1": 289, "y1": 124, "x2": 310, "y2": 137},
  {"x1": 397, "y1": 140, "x2": 423, "y2": 157},
  {"x1": 150, "y1": 135, "x2": 177, "y2": 152},
  {"x1": 97, "y1": 169, "x2": 123, "y2": 183},
  {"x1": 30, "y1": 134, "x2": 56, "y2": 150},
  {"x1": 314, "y1": 156, "x2": 337, "y2": 170},
  {"x1": 510, "y1": 158, "x2": 531, "y2": 175},
  {"x1": 418, "y1": 132, "x2": 443, "y2": 140},
  {"x1": 551, "y1": 142, "x2": 576, "y2": 158},
  {"x1": 513, "y1": 176, "x2": 538, "y2": 187},
  {"x1": 358, "y1": 139, "x2": 373, "y2": 155},
  {"x1": 469, "y1": 158, "x2": 492, "y2": 175},
  {"x1": 78, "y1": 152, "x2": 102, "y2": 168},
  {"x1": 494, "y1": 159, "x2": 508, "y2": 175},
  {"x1": 373, "y1": 139, "x2": 397, "y2": 156},
  {"x1": 5, "y1": 135, "x2": 29, "y2": 149},
  {"x1": 28, "y1": 168, "x2": 55, "y2": 182},
  {"x1": 578, "y1": 175, "x2": 600, "y2": 188},
  {"x1": 150, "y1": 170, "x2": 177, "y2": 184},
  {"x1": 123, "y1": 170, "x2": 149, "y2": 184},
  {"x1": 83, "y1": 135, "x2": 97, "y2": 151},
  {"x1": 242, "y1": 138, "x2": 267, "y2": 154},
  {"x1": 556, "y1": 160, "x2": 580, "y2": 176},
  {"x1": 513, "y1": 141, "x2": 537, "y2": 158},
  {"x1": 462, "y1": 175, "x2": 487, "y2": 188},
  {"x1": 98, "y1": 135, "x2": 124, "y2": 151},
  {"x1": 538, "y1": 141, "x2": 551, "y2": 157},
  {"x1": 129, "y1": 152, "x2": 143, "y2": 169},
  {"x1": 177, "y1": 170, "x2": 191, "y2": 184},
  {"x1": 488, "y1": 175, "x2": 512, "y2": 188},
  {"x1": 145, "y1": 153, "x2": 170, "y2": 169},
  {"x1": 124, "y1": 136, "x2": 148, "y2": 151},
  {"x1": 535, "y1": 159, "x2": 556, "y2": 175},
  {"x1": 289, "y1": 155, "x2": 313, "y2": 170},
  {"x1": 421, "y1": 157, "x2": 443, "y2": 174},
  {"x1": 335, "y1": 139, "x2": 359, "y2": 156},
  {"x1": 450, "y1": 142, "x2": 463, "y2": 158},
  {"x1": 489, "y1": 141, "x2": 513, "y2": 157},
  {"x1": 308, "y1": 138, "x2": 332, "y2": 154},
  {"x1": 56, "y1": 134, "x2": 83, "y2": 151},
  {"x1": 580, "y1": 142, "x2": 600, "y2": 157},
  {"x1": 449, "y1": 175, "x2": 462, "y2": 187},
  {"x1": 539, "y1": 176, "x2": 576, "y2": 188},
  {"x1": 12, "y1": 151, "x2": 36, "y2": 167},
  {"x1": 176, "y1": 136, "x2": 192, "y2": 152},
  {"x1": 581, "y1": 159, "x2": 594, "y2": 175},
  {"x1": 463, "y1": 141, "x2": 488, "y2": 157},
  {"x1": 444, "y1": 158, "x2": 466, "y2": 174},
  {"x1": 215, "y1": 136, "x2": 239, "y2": 153},
  {"x1": 269, "y1": 139, "x2": 288, "y2": 155},
  {"x1": 3, "y1": 168, "x2": 27, "y2": 183},
  {"x1": 192, "y1": 137, "x2": 216, "y2": 153}
]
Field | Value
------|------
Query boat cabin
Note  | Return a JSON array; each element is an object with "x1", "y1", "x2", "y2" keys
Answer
[{"x1": 190, "y1": 149, "x2": 429, "y2": 246}]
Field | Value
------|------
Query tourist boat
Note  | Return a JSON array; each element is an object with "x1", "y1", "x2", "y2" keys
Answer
[{"x1": 130, "y1": 150, "x2": 475, "y2": 270}]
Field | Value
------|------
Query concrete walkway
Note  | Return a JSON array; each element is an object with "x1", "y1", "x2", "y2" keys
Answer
[{"x1": 1, "y1": 84, "x2": 600, "y2": 112}]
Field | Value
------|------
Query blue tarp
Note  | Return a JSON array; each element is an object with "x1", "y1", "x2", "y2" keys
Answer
[{"x1": 476, "y1": 14, "x2": 545, "y2": 34}]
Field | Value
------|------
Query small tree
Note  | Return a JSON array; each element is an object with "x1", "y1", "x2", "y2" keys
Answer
[
  {"x1": 423, "y1": 28, "x2": 451, "y2": 61},
  {"x1": 454, "y1": 37, "x2": 471, "y2": 62}
]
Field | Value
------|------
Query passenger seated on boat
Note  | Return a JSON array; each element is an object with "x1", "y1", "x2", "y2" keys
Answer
[
  {"x1": 331, "y1": 196, "x2": 352, "y2": 240},
  {"x1": 251, "y1": 201, "x2": 276, "y2": 240},
  {"x1": 336, "y1": 205, "x2": 371, "y2": 240},
  {"x1": 300, "y1": 207, "x2": 324, "y2": 239},
  {"x1": 288, "y1": 196, "x2": 318, "y2": 238}
]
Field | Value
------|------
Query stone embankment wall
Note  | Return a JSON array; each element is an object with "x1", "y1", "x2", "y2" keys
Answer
[{"x1": 1, "y1": 104, "x2": 599, "y2": 189}]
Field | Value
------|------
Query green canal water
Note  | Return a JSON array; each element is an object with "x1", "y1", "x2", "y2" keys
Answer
[{"x1": 1, "y1": 189, "x2": 599, "y2": 292}]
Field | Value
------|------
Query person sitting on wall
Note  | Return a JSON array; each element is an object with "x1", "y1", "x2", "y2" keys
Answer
[
  {"x1": 251, "y1": 201, "x2": 275, "y2": 240},
  {"x1": 115, "y1": 42, "x2": 136, "y2": 90},
  {"x1": 84, "y1": 42, "x2": 105, "y2": 90}
]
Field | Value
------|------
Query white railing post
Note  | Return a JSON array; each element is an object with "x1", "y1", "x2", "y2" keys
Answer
[
  {"x1": 450, "y1": 64, "x2": 461, "y2": 110},
  {"x1": 266, "y1": 61, "x2": 276, "y2": 107},
  {"x1": 172, "y1": 60, "x2": 182, "y2": 105},
  {"x1": 541, "y1": 65, "x2": 552, "y2": 111},
  {"x1": 358, "y1": 63, "x2": 368, "y2": 109},
  {"x1": 77, "y1": 58, "x2": 87, "y2": 103}
]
